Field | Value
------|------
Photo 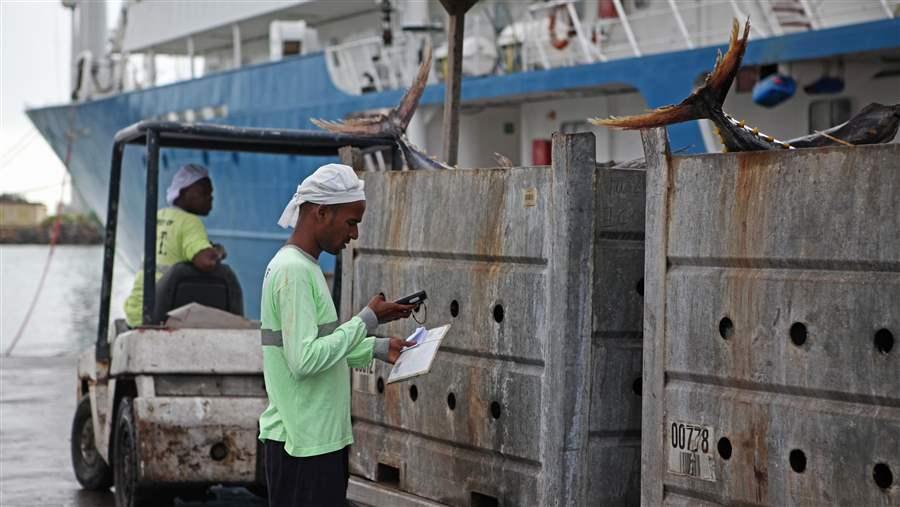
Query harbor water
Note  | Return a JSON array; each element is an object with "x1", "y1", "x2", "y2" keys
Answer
[{"x1": 1, "y1": 245, "x2": 130, "y2": 357}]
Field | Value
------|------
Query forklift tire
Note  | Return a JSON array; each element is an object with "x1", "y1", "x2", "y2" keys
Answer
[
  {"x1": 71, "y1": 395, "x2": 113, "y2": 490},
  {"x1": 113, "y1": 398, "x2": 150, "y2": 507}
]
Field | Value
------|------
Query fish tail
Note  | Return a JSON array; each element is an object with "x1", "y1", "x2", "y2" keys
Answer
[
  {"x1": 590, "y1": 18, "x2": 750, "y2": 130},
  {"x1": 702, "y1": 18, "x2": 750, "y2": 106},
  {"x1": 589, "y1": 101, "x2": 704, "y2": 130},
  {"x1": 310, "y1": 41, "x2": 432, "y2": 137},
  {"x1": 395, "y1": 41, "x2": 433, "y2": 132}
]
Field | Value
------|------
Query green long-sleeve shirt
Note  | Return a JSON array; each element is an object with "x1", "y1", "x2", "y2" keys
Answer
[{"x1": 258, "y1": 245, "x2": 381, "y2": 457}]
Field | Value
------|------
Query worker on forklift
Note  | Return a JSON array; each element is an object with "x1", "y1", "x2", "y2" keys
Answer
[
  {"x1": 259, "y1": 163, "x2": 415, "y2": 505},
  {"x1": 123, "y1": 163, "x2": 224, "y2": 326}
]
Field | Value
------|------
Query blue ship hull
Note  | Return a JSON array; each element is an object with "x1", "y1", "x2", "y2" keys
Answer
[{"x1": 26, "y1": 19, "x2": 900, "y2": 318}]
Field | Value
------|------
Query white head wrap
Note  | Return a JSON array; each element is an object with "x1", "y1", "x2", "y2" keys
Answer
[
  {"x1": 166, "y1": 163, "x2": 209, "y2": 205},
  {"x1": 277, "y1": 163, "x2": 366, "y2": 228}
]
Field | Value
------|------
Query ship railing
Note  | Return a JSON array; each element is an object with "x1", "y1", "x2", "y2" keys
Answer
[
  {"x1": 522, "y1": 0, "x2": 600, "y2": 69},
  {"x1": 325, "y1": 33, "x2": 435, "y2": 96},
  {"x1": 506, "y1": 0, "x2": 896, "y2": 73},
  {"x1": 585, "y1": 0, "x2": 737, "y2": 59},
  {"x1": 323, "y1": 0, "x2": 898, "y2": 93},
  {"x1": 506, "y1": 0, "x2": 733, "y2": 72}
]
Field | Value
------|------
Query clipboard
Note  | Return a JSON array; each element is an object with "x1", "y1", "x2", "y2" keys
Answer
[{"x1": 387, "y1": 324, "x2": 450, "y2": 384}]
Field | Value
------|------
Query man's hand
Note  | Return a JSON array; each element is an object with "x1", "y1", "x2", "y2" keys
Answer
[
  {"x1": 386, "y1": 337, "x2": 417, "y2": 364},
  {"x1": 367, "y1": 293, "x2": 416, "y2": 323},
  {"x1": 191, "y1": 247, "x2": 220, "y2": 272}
]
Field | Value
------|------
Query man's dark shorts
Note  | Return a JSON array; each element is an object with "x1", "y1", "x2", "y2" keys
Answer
[{"x1": 264, "y1": 440, "x2": 349, "y2": 506}]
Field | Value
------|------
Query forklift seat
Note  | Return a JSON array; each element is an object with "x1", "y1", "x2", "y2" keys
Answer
[{"x1": 152, "y1": 262, "x2": 244, "y2": 324}]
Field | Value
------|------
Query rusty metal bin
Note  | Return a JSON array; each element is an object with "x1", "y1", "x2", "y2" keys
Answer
[
  {"x1": 640, "y1": 128, "x2": 900, "y2": 506},
  {"x1": 340, "y1": 132, "x2": 644, "y2": 506}
]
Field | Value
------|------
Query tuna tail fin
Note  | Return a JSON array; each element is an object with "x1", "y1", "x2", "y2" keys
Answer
[
  {"x1": 589, "y1": 18, "x2": 750, "y2": 130},
  {"x1": 311, "y1": 41, "x2": 432, "y2": 136},
  {"x1": 704, "y1": 18, "x2": 750, "y2": 105},
  {"x1": 589, "y1": 102, "x2": 704, "y2": 130},
  {"x1": 395, "y1": 41, "x2": 432, "y2": 132}
]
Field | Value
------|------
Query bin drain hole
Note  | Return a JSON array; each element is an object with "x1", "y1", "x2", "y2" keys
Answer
[
  {"x1": 409, "y1": 385, "x2": 418, "y2": 402},
  {"x1": 632, "y1": 378, "x2": 642, "y2": 396},
  {"x1": 447, "y1": 392, "x2": 456, "y2": 410},
  {"x1": 873, "y1": 463, "x2": 893, "y2": 489},
  {"x1": 790, "y1": 322, "x2": 808, "y2": 347},
  {"x1": 376, "y1": 463, "x2": 400, "y2": 486},
  {"x1": 719, "y1": 317, "x2": 734, "y2": 340},
  {"x1": 493, "y1": 304, "x2": 504, "y2": 323},
  {"x1": 874, "y1": 328, "x2": 894, "y2": 354},
  {"x1": 789, "y1": 449, "x2": 807, "y2": 473},
  {"x1": 210, "y1": 442, "x2": 228, "y2": 461},
  {"x1": 635, "y1": 277, "x2": 644, "y2": 297},
  {"x1": 717, "y1": 437, "x2": 732, "y2": 460},
  {"x1": 471, "y1": 491, "x2": 499, "y2": 507},
  {"x1": 376, "y1": 377, "x2": 384, "y2": 394},
  {"x1": 490, "y1": 401, "x2": 501, "y2": 420},
  {"x1": 450, "y1": 300, "x2": 460, "y2": 318}
]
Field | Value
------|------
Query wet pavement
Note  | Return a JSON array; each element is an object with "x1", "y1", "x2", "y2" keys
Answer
[
  {"x1": 0, "y1": 355, "x2": 113, "y2": 507},
  {"x1": 0, "y1": 354, "x2": 264, "y2": 507}
]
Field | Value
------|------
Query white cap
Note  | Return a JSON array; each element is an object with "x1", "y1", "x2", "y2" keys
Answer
[
  {"x1": 277, "y1": 163, "x2": 365, "y2": 228},
  {"x1": 166, "y1": 163, "x2": 209, "y2": 205}
]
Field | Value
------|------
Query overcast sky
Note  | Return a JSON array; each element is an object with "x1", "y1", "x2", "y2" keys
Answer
[{"x1": 1, "y1": 0, "x2": 119, "y2": 209}]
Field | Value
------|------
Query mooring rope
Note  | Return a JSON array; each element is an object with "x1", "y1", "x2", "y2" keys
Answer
[{"x1": 3, "y1": 139, "x2": 73, "y2": 357}]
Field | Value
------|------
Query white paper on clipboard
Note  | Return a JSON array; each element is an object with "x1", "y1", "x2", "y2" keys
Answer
[{"x1": 387, "y1": 324, "x2": 450, "y2": 384}]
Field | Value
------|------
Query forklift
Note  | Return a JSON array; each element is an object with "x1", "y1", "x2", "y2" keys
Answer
[{"x1": 69, "y1": 120, "x2": 393, "y2": 506}]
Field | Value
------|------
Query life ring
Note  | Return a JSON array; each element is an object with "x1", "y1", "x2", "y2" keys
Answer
[{"x1": 548, "y1": 6, "x2": 575, "y2": 51}]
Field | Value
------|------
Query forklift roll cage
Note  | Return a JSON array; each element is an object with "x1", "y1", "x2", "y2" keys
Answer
[{"x1": 96, "y1": 120, "x2": 394, "y2": 362}]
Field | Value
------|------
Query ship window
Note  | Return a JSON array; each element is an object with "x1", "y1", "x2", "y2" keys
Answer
[
  {"x1": 283, "y1": 41, "x2": 302, "y2": 57},
  {"x1": 808, "y1": 98, "x2": 851, "y2": 134},
  {"x1": 758, "y1": 64, "x2": 778, "y2": 80}
]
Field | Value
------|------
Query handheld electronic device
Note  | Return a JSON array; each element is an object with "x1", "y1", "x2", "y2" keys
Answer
[{"x1": 394, "y1": 290, "x2": 427, "y2": 306}]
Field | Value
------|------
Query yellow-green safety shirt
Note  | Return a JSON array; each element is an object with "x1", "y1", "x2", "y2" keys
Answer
[{"x1": 123, "y1": 206, "x2": 212, "y2": 326}]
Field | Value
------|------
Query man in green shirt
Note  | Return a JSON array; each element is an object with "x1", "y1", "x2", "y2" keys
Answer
[
  {"x1": 123, "y1": 163, "x2": 223, "y2": 326},
  {"x1": 260, "y1": 163, "x2": 415, "y2": 505}
]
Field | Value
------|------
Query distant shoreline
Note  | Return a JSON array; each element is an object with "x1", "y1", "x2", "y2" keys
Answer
[
  {"x1": 0, "y1": 241, "x2": 102, "y2": 246},
  {"x1": 0, "y1": 223, "x2": 102, "y2": 245}
]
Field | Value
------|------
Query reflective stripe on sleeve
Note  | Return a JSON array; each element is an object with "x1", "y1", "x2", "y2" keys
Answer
[{"x1": 260, "y1": 321, "x2": 340, "y2": 347}]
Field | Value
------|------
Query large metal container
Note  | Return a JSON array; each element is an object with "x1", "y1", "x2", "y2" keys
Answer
[
  {"x1": 340, "y1": 132, "x2": 644, "y2": 506},
  {"x1": 640, "y1": 128, "x2": 900, "y2": 506}
]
